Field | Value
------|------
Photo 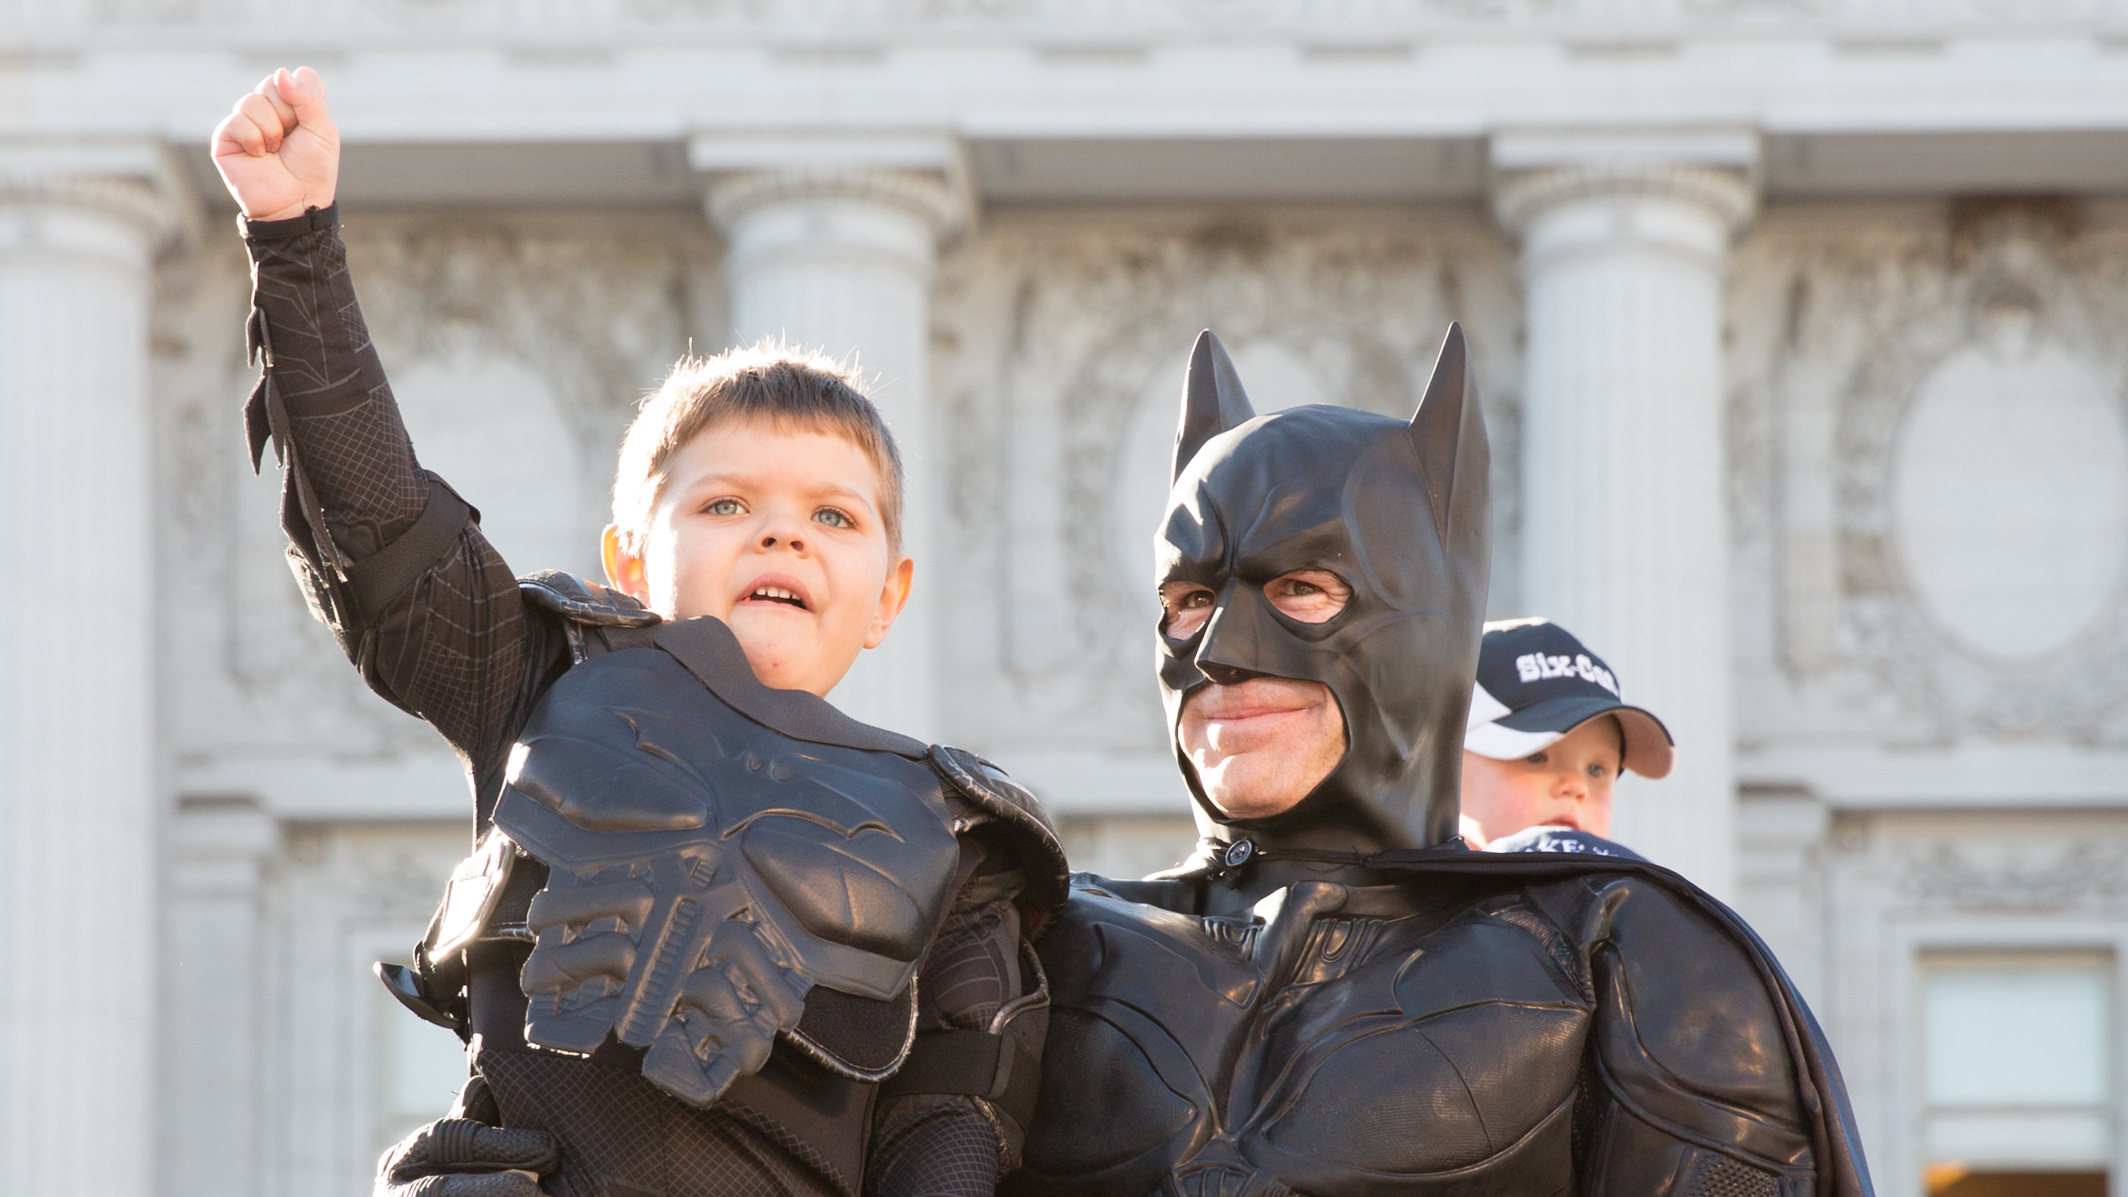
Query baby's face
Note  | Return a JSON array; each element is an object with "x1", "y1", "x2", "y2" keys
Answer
[
  {"x1": 606, "y1": 417, "x2": 911, "y2": 697},
  {"x1": 1458, "y1": 716, "x2": 1624, "y2": 843}
]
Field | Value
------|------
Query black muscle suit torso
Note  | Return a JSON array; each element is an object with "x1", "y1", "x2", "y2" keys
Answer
[
  {"x1": 1015, "y1": 854, "x2": 1847, "y2": 1197},
  {"x1": 241, "y1": 205, "x2": 1060, "y2": 1197}
]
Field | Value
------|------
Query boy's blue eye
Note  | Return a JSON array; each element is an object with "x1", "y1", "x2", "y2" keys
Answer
[
  {"x1": 706, "y1": 498, "x2": 744, "y2": 516},
  {"x1": 814, "y1": 507, "x2": 854, "y2": 529}
]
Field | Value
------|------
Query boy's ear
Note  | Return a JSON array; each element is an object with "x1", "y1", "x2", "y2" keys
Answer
[
  {"x1": 864, "y1": 555, "x2": 915, "y2": 650},
  {"x1": 601, "y1": 525, "x2": 649, "y2": 602}
]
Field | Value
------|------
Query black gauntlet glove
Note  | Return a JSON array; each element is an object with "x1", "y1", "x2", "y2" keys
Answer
[{"x1": 375, "y1": 1076, "x2": 561, "y2": 1197}]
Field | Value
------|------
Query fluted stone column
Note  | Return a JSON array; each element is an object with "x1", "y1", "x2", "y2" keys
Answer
[
  {"x1": 1494, "y1": 144, "x2": 1756, "y2": 897},
  {"x1": 702, "y1": 160, "x2": 965, "y2": 740},
  {"x1": 169, "y1": 797, "x2": 279, "y2": 1197},
  {"x1": 0, "y1": 168, "x2": 168, "y2": 1197}
]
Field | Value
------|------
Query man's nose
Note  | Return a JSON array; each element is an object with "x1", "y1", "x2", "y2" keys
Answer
[{"x1": 1195, "y1": 583, "x2": 1274, "y2": 684}]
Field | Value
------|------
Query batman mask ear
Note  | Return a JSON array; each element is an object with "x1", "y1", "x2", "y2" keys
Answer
[
  {"x1": 1173, "y1": 330, "x2": 1258, "y2": 482},
  {"x1": 1409, "y1": 322, "x2": 1488, "y2": 551}
]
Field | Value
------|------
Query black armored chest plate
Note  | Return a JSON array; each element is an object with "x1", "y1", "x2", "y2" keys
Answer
[
  {"x1": 1013, "y1": 878, "x2": 1595, "y2": 1197},
  {"x1": 491, "y1": 629, "x2": 963, "y2": 1110}
]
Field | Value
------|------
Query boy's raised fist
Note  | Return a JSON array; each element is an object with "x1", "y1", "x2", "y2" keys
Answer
[{"x1": 212, "y1": 67, "x2": 339, "y2": 223}]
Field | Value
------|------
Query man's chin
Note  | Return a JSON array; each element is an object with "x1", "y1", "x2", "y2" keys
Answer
[{"x1": 1197, "y1": 757, "x2": 1314, "y2": 821}]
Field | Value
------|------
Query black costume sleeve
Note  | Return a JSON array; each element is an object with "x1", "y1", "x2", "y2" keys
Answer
[
  {"x1": 242, "y1": 205, "x2": 560, "y2": 810},
  {"x1": 867, "y1": 842, "x2": 1040, "y2": 1197}
]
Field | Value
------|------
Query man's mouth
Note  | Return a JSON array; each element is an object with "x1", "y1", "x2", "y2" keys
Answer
[{"x1": 1202, "y1": 703, "x2": 1311, "y2": 724}]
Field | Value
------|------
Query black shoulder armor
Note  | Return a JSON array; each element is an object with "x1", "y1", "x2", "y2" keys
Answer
[
  {"x1": 929, "y1": 745, "x2": 1071, "y2": 913},
  {"x1": 492, "y1": 615, "x2": 962, "y2": 1109},
  {"x1": 517, "y1": 570, "x2": 661, "y2": 628}
]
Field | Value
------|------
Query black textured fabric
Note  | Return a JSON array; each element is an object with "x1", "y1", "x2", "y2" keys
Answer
[
  {"x1": 480, "y1": 1048, "x2": 849, "y2": 1197},
  {"x1": 374, "y1": 1113, "x2": 558, "y2": 1197},
  {"x1": 867, "y1": 1097, "x2": 1001, "y2": 1197},
  {"x1": 918, "y1": 897, "x2": 1020, "y2": 1032},
  {"x1": 399, "y1": 1175, "x2": 543, "y2": 1197},
  {"x1": 243, "y1": 206, "x2": 562, "y2": 828},
  {"x1": 1684, "y1": 1153, "x2": 1783, "y2": 1197},
  {"x1": 382, "y1": 1119, "x2": 558, "y2": 1174}
]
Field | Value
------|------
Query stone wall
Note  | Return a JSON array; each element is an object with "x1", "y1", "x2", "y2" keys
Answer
[{"x1": 131, "y1": 194, "x2": 2128, "y2": 1194}]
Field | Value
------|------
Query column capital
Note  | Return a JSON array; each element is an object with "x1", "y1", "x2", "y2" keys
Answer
[
  {"x1": 692, "y1": 132, "x2": 973, "y2": 241},
  {"x1": 1489, "y1": 127, "x2": 1760, "y2": 242},
  {"x1": 0, "y1": 138, "x2": 192, "y2": 243}
]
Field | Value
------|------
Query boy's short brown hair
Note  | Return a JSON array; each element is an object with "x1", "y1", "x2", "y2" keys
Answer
[{"x1": 613, "y1": 342, "x2": 905, "y2": 553}]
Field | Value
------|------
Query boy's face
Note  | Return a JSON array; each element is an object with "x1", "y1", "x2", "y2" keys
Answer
[
  {"x1": 602, "y1": 417, "x2": 912, "y2": 698},
  {"x1": 1459, "y1": 716, "x2": 1624, "y2": 843}
]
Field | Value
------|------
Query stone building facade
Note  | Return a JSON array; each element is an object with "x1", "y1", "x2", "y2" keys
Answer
[{"x1": 6, "y1": 3, "x2": 2128, "y2": 1195}]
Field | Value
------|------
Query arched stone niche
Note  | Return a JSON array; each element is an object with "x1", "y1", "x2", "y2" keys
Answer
[
  {"x1": 1891, "y1": 329, "x2": 2128, "y2": 662},
  {"x1": 1834, "y1": 201, "x2": 2128, "y2": 739}
]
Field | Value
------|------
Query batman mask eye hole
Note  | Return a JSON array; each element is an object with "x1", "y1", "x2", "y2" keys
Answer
[
  {"x1": 1264, "y1": 570, "x2": 1352, "y2": 624},
  {"x1": 1159, "y1": 582, "x2": 1217, "y2": 639},
  {"x1": 1158, "y1": 570, "x2": 1351, "y2": 639}
]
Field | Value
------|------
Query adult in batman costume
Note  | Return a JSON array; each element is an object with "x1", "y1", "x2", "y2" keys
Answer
[
  {"x1": 1004, "y1": 328, "x2": 1872, "y2": 1197},
  {"x1": 236, "y1": 205, "x2": 1067, "y2": 1197}
]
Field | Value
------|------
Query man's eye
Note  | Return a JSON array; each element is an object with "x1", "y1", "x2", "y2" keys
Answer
[
  {"x1": 814, "y1": 507, "x2": 854, "y2": 529},
  {"x1": 705, "y1": 498, "x2": 744, "y2": 516},
  {"x1": 1159, "y1": 584, "x2": 1217, "y2": 637}
]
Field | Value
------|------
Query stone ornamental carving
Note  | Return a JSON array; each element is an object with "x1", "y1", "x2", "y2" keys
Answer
[
  {"x1": 1902, "y1": 841, "x2": 2128, "y2": 911},
  {"x1": 1824, "y1": 201, "x2": 2128, "y2": 742},
  {"x1": 1744, "y1": 200, "x2": 2128, "y2": 743},
  {"x1": 71, "y1": 0, "x2": 2119, "y2": 32}
]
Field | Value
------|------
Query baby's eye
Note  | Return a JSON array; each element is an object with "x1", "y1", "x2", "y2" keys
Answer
[
  {"x1": 814, "y1": 507, "x2": 855, "y2": 529},
  {"x1": 705, "y1": 498, "x2": 745, "y2": 517},
  {"x1": 1525, "y1": 751, "x2": 1549, "y2": 766},
  {"x1": 1586, "y1": 762, "x2": 1609, "y2": 779}
]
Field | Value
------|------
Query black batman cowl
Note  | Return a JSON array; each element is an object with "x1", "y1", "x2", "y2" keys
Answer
[{"x1": 1156, "y1": 325, "x2": 1490, "y2": 854}]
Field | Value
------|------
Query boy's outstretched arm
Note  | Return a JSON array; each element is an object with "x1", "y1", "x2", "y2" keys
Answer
[{"x1": 216, "y1": 70, "x2": 558, "y2": 811}]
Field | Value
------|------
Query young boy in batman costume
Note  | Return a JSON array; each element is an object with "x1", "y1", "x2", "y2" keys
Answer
[
  {"x1": 1004, "y1": 329, "x2": 1873, "y2": 1197},
  {"x1": 213, "y1": 70, "x2": 1066, "y2": 1197}
]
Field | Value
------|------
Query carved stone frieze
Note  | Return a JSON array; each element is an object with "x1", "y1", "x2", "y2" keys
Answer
[
  {"x1": 343, "y1": 211, "x2": 718, "y2": 460},
  {"x1": 1901, "y1": 840, "x2": 2128, "y2": 912},
  {"x1": 75, "y1": 0, "x2": 2107, "y2": 34},
  {"x1": 1739, "y1": 199, "x2": 2128, "y2": 744}
]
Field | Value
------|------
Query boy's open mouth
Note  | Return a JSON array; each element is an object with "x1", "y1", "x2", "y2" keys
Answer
[{"x1": 746, "y1": 584, "x2": 808, "y2": 610}]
